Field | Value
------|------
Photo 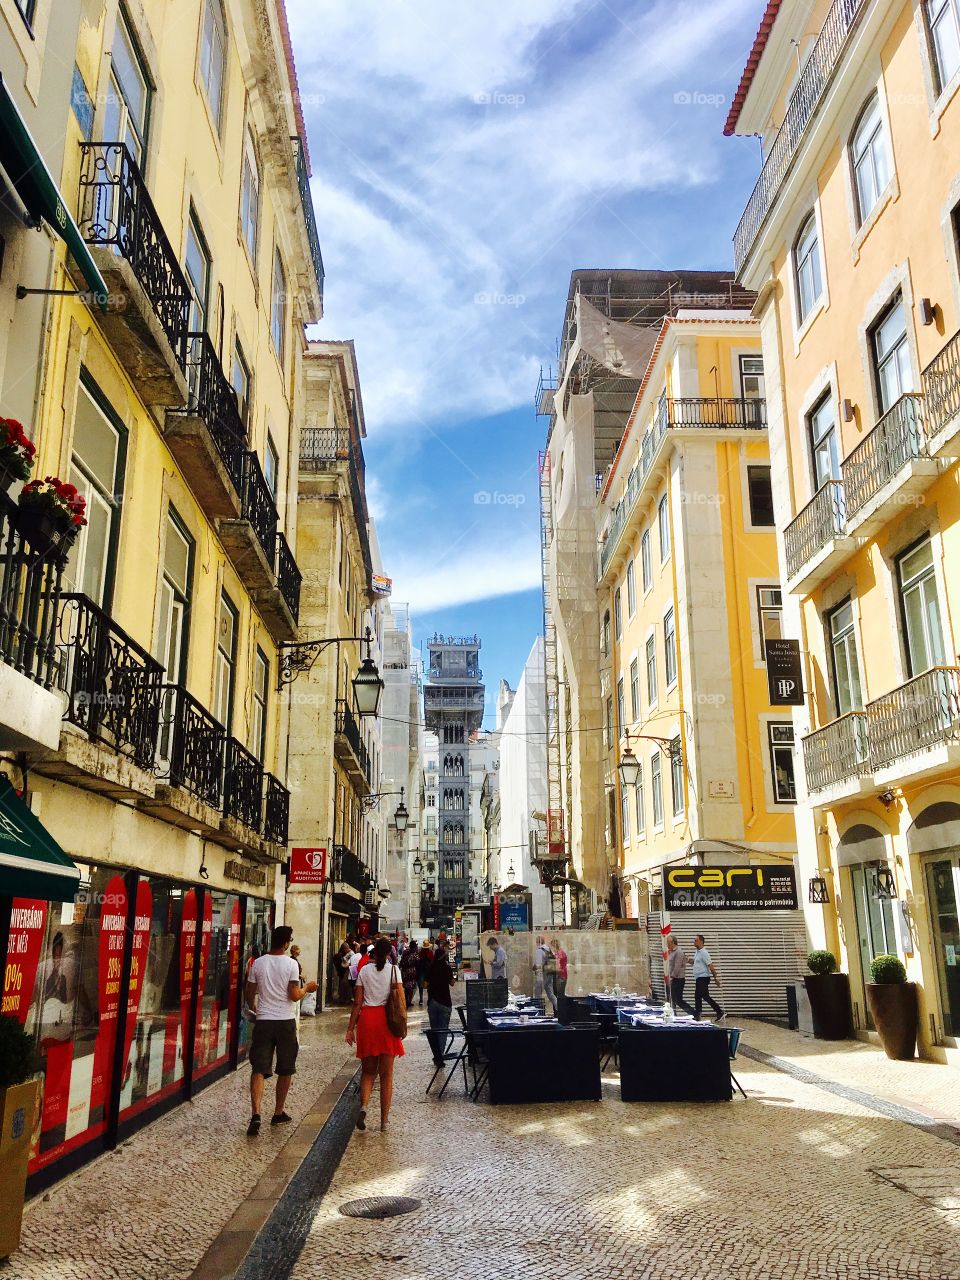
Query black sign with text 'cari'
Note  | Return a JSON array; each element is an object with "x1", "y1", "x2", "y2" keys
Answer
[
  {"x1": 665, "y1": 865, "x2": 799, "y2": 910},
  {"x1": 766, "y1": 638, "x2": 805, "y2": 706}
]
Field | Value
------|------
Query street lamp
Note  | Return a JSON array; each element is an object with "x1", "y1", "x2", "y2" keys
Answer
[
  {"x1": 413, "y1": 854, "x2": 423, "y2": 877},
  {"x1": 279, "y1": 626, "x2": 384, "y2": 717},
  {"x1": 352, "y1": 652, "x2": 385, "y2": 717},
  {"x1": 507, "y1": 861, "x2": 515, "y2": 881},
  {"x1": 618, "y1": 744, "x2": 641, "y2": 789},
  {"x1": 393, "y1": 788, "x2": 410, "y2": 833}
]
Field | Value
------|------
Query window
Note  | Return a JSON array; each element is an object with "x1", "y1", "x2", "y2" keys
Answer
[
  {"x1": 808, "y1": 394, "x2": 839, "y2": 490},
  {"x1": 897, "y1": 538, "x2": 946, "y2": 675},
  {"x1": 251, "y1": 648, "x2": 269, "y2": 761},
  {"x1": 664, "y1": 608, "x2": 677, "y2": 687},
  {"x1": 264, "y1": 433, "x2": 280, "y2": 499},
  {"x1": 634, "y1": 764, "x2": 645, "y2": 834},
  {"x1": 927, "y1": 0, "x2": 960, "y2": 91},
  {"x1": 630, "y1": 658, "x2": 640, "y2": 722},
  {"x1": 871, "y1": 295, "x2": 913, "y2": 414},
  {"x1": 601, "y1": 610, "x2": 611, "y2": 658},
  {"x1": 240, "y1": 131, "x2": 260, "y2": 261},
  {"x1": 793, "y1": 214, "x2": 823, "y2": 324},
  {"x1": 641, "y1": 528, "x2": 652, "y2": 592},
  {"x1": 769, "y1": 723, "x2": 797, "y2": 803},
  {"x1": 606, "y1": 696, "x2": 614, "y2": 749},
  {"x1": 231, "y1": 341, "x2": 250, "y2": 428},
  {"x1": 757, "y1": 586, "x2": 783, "y2": 661},
  {"x1": 617, "y1": 677, "x2": 625, "y2": 735},
  {"x1": 271, "y1": 248, "x2": 287, "y2": 361},
  {"x1": 670, "y1": 738, "x2": 684, "y2": 816},
  {"x1": 739, "y1": 354, "x2": 765, "y2": 401},
  {"x1": 658, "y1": 494, "x2": 670, "y2": 562},
  {"x1": 620, "y1": 785, "x2": 631, "y2": 844},
  {"x1": 657, "y1": 391, "x2": 669, "y2": 433},
  {"x1": 651, "y1": 753, "x2": 663, "y2": 827},
  {"x1": 185, "y1": 213, "x2": 211, "y2": 335},
  {"x1": 66, "y1": 381, "x2": 124, "y2": 608},
  {"x1": 213, "y1": 591, "x2": 238, "y2": 730},
  {"x1": 614, "y1": 588, "x2": 622, "y2": 640},
  {"x1": 14, "y1": 0, "x2": 36, "y2": 27},
  {"x1": 626, "y1": 559, "x2": 636, "y2": 616},
  {"x1": 747, "y1": 466, "x2": 775, "y2": 526},
  {"x1": 104, "y1": 9, "x2": 150, "y2": 165},
  {"x1": 851, "y1": 95, "x2": 890, "y2": 225},
  {"x1": 156, "y1": 508, "x2": 192, "y2": 684},
  {"x1": 646, "y1": 634, "x2": 657, "y2": 706},
  {"x1": 200, "y1": 0, "x2": 227, "y2": 131},
  {"x1": 827, "y1": 599, "x2": 863, "y2": 714}
]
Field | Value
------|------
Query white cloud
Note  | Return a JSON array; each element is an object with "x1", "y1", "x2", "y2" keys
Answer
[{"x1": 390, "y1": 541, "x2": 543, "y2": 612}]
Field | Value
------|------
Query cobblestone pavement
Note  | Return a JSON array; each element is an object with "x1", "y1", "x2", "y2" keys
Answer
[
  {"x1": 14, "y1": 1011, "x2": 354, "y2": 1280},
  {"x1": 291, "y1": 1013, "x2": 960, "y2": 1280}
]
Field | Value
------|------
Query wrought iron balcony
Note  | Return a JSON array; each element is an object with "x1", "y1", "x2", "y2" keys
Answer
[
  {"x1": 78, "y1": 142, "x2": 191, "y2": 374},
  {"x1": 0, "y1": 492, "x2": 66, "y2": 691},
  {"x1": 275, "y1": 533, "x2": 301, "y2": 624},
  {"x1": 223, "y1": 737, "x2": 263, "y2": 833},
  {"x1": 783, "y1": 481, "x2": 846, "y2": 581},
  {"x1": 159, "y1": 683, "x2": 225, "y2": 808},
  {"x1": 667, "y1": 397, "x2": 767, "y2": 429},
  {"x1": 291, "y1": 136, "x2": 325, "y2": 304},
  {"x1": 335, "y1": 697, "x2": 371, "y2": 782},
  {"x1": 867, "y1": 667, "x2": 960, "y2": 769},
  {"x1": 173, "y1": 330, "x2": 247, "y2": 497},
  {"x1": 263, "y1": 774, "x2": 290, "y2": 844},
  {"x1": 242, "y1": 452, "x2": 279, "y2": 562},
  {"x1": 732, "y1": 0, "x2": 869, "y2": 274},
  {"x1": 299, "y1": 426, "x2": 350, "y2": 469},
  {"x1": 842, "y1": 393, "x2": 927, "y2": 520},
  {"x1": 922, "y1": 328, "x2": 960, "y2": 444},
  {"x1": 331, "y1": 843, "x2": 367, "y2": 893},
  {"x1": 802, "y1": 712, "x2": 869, "y2": 793},
  {"x1": 58, "y1": 593, "x2": 164, "y2": 771}
]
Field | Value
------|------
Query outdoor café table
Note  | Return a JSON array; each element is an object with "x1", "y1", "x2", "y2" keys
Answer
[
  {"x1": 483, "y1": 1023, "x2": 602, "y2": 1104},
  {"x1": 617, "y1": 1016, "x2": 731, "y2": 1103}
]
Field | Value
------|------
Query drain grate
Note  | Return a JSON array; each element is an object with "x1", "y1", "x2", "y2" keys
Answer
[{"x1": 339, "y1": 1196, "x2": 422, "y2": 1219}]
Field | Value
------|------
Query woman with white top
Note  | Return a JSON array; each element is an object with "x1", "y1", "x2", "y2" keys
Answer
[{"x1": 345, "y1": 936, "x2": 405, "y2": 1131}]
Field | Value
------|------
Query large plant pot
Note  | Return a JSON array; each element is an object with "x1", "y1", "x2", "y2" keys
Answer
[
  {"x1": 803, "y1": 973, "x2": 854, "y2": 1040},
  {"x1": 865, "y1": 982, "x2": 918, "y2": 1060},
  {"x1": 15, "y1": 505, "x2": 75, "y2": 558},
  {"x1": 0, "y1": 1079, "x2": 39, "y2": 1259}
]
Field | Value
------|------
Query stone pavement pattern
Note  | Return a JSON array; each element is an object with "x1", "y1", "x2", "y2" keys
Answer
[
  {"x1": 291, "y1": 1018, "x2": 960, "y2": 1280},
  {"x1": 13, "y1": 1014, "x2": 353, "y2": 1280}
]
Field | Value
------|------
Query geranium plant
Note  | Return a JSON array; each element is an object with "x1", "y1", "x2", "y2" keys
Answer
[
  {"x1": 0, "y1": 417, "x2": 36, "y2": 482},
  {"x1": 19, "y1": 477, "x2": 87, "y2": 529}
]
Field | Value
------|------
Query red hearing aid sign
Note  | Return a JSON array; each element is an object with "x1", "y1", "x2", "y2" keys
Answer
[{"x1": 289, "y1": 847, "x2": 328, "y2": 885}]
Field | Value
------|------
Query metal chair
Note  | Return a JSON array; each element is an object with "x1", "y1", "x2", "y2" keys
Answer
[
  {"x1": 727, "y1": 1027, "x2": 747, "y2": 1098},
  {"x1": 423, "y1": 1027, "x2": 469, "y2": 1098}
]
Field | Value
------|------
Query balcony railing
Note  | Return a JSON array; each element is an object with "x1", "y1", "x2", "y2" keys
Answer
[
  {"x1": 867, "y1": 667, "x2": 960, "y2": 769},
  {"x1": 224, "y1": 737, "x2": 263, "y2": 833},
  {"x1": 275, "y1": 533, "x2": 301, "y2": 623},
  {"x1": 802, "y1": 711, "x2": 869, "y2": 793},
  {"x1": 299, "y1": 426, "x2": 350, "y2": 469},
  {"x1": 0, "y1": 493, "x2": 66, "y2": 690},
  {"x1": 263, "y1": 773, "x2": 290, "y2": 844},
  {"x1": 732, "y1": 0, "x2": 868, "y2": 273},
  {"x1": 78, "y1": 142, "x2": 191, "y2": 370},
  {"x1": 331, "y1": 843, "x2": 367, "y2": 893},
  {"x1": 783, "y1": 481, "x2": 846, "y2": 580},
  {"x1": 242, "y1": 452, "x2": 279, "y2": 561},
  {"x1": 667, "y1": 397, "x2": 767, "y2": 428},
  {"x1": 176, "y1": 331, "x2": 247, "y2": 495},
  {"x1": 291, "y1": 137, "x2": 325, "y2": 303},
  {"x1": 922, "y1": 328, "x2": 960, "y2": 438},
  {"x1": 335, "y1": 698, "x2": 370, "y2": 779},
  {"x1": 843, "y1": 393, "x2": 926, "y2": 519},
  {"x1": 160, "y1": 683, "x2": 226, "y2": 808},
  {"x1": 58, "y1": 593, "x2": 164, "y2": 770}
]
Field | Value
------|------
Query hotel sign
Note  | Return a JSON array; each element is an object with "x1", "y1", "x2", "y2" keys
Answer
[
  {"x1": 665, "y1": 865, "x2": 798, "y2": 910},
  {"x1": 766, "y1": 639, "x2": 805, "y2": 706}
]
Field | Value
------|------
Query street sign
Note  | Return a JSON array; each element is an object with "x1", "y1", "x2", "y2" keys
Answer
[
  {"x1": 288, "y1": 847, "x2": 327, "y2": 885},
  {"x1": 664, "y1": 864, "x2": 798, "y2": 910},
  {"x1": 498, "y1": 896, "x2": 530, "y2": 931},
  {"x1": 766, "y1": 639, "x2": 805, "y2": 706}
]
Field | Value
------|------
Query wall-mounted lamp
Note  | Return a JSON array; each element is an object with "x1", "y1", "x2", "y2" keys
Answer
[
  {"x1": 919, "y1": 297, "x2": 936, "y2": 327},
  {"x1": 872, "y1": 863, "x2": 897, "y2": 900},
  {"x1": 842, "y1": 399, "x2": 856, "y2": 423},
  {"x1": 808, "y1": 873, "x2": 830, "y2": 904},
  {"x1": 878, "y1": 788, "x2": 897, "y2": 809}
]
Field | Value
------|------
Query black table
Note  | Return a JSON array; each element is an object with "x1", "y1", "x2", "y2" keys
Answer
[
  {"x1": 618, "y1": 1023, "x2": 731, "y2": 1102},
  {"x1": 484, "y1": 1025, "x2": 601, "y2": 1105}
]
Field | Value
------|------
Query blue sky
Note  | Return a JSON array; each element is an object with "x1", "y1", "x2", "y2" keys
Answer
[{"x1": 286, "y1": 0, "x2": 765, "y2": 723}]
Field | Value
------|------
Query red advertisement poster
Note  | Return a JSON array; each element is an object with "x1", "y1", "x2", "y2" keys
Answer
[
  {"x1": 289, "y1": 847, "x2": 327, "y2": 884},
  {"x1": 89, "y1": 876, "x2": 129, "y2": 1117},
  {"x1": 122, "y1": 881, "x2": 153, "y2": 1073},
  {"x1": 199, "y1": 893, "x2": 212, "y2": 990},
  {"x1": 179, "y1": 889, "x2": 198, "y2": 1045},
  {"x1": 226, "y1": 899, "x2": 241, "y2": 1049},
  {"x1": 3, "y1": 898, "x2": 47, "y2": 1023}
]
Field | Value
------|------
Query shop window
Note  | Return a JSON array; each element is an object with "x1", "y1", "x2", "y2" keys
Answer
[
  {"x1": 793, "y1": 213, "x2": 823, "y2": 325},
  {"x1": 194, "y1": 891, "x2": 241, "y2": 1081},
  {"x1": 850, "y1": 94, "x2": 890, "y2": 226},
  {"x1": 827, "y1": 599, "x2": 863, "y2": 714},
  {"x1": 769, "y1": 723, "x2": 797, "y2": 803},
  {"x1": 927, "y1": 0, "x2": 960, "y2": 90},
  {"x1": 238, "y1": 898, "x2": 272, "y2": 1062},
  {"x1": 897, "y1": 537, "x2": 946, "y2": 675},
  {"x1": 747, "y1": 465, "x2": 775, "y2": 526},
  {"x1": 757, "y1": 586, "x2": 783, "y2": 661}
]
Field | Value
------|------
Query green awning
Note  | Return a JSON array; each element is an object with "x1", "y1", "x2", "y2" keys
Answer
[
  {"x1": 0, "y1": 73, "x2": 108, "y2": 311},
  {"x1": 0, "y1": 778, "x2": 80, "y2": 903}
]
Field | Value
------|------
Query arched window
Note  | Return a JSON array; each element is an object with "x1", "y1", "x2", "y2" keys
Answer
[
  {"x1": 850, "y1": 94, "x2": 890, "y2": 225},
  {"x1": 793, "y1": 213, "x2": 823, "y2": 325}
]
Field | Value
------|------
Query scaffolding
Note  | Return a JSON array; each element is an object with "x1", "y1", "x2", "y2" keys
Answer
[{"x1": 537, "y1": 449, "x2": 567, "y2": 924}]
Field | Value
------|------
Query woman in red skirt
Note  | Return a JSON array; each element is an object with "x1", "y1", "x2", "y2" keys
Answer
[{"x1": 345, "y1": 936, "x2": 405, "y2": 1131}]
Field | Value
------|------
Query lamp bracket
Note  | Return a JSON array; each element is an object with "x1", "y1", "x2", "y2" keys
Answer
[{"x1": 277, "y1": 628, "x2": 372, "y2": 689}]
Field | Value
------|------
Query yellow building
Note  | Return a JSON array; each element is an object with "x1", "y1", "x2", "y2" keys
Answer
[
  {"x1": 728, "y1": 0, "x2": 960, "y2": 1058},
  {"x1": 598, "y1": 305, "x2": 802, "y2": 1004},
  {"x1": 0, "y1": 0, "x2": 323, "y2": 1182}
]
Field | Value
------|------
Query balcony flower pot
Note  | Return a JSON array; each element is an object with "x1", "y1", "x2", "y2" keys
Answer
[
  {"x1": 865, "y1": 954, "x2": 917, "y2": 1061},
  {"x1": 0, "y1": 418, "x2": 36, "y2": 492},
  {"x1": 17, "y1": 476, "x2": 87, "y2": 556},
  {"x1": 0, "y1": 1016, "x2": 40, "y2": 1260}
]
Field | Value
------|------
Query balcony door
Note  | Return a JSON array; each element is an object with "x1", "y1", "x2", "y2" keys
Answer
[
  {"x1": 740, "y1": 355, "x2": 766, "y2": 425},
  {"x1": 103, "y1": 9, "x2": 150, "y2": 167},
  {"x1": 808, "y1": 395, "x2": 839, "y2": 491},
  {"x1": 213, "y1": 590, "x2": 238, "y2": 732},
  {"x1": 185, "y1": 214, "x2": 211, "y2": 337},
  {"x1": 872, "y1": 295, "x2": 913, "y2": 415},
  {"x1": 66, "y1": 381, "x2": 124, "y2": 609},
  {"x1": 849, "y1": 863, "x2": 898, "y2": 1029},
  {"x1": 828, "y1": 599, "x2": 863, "y2": 714},
  {"x1": 156, "y1": 511, "x2": 193, "y2": 765},
  {"x1": 897, "y1": 538, "x2": 945, "y2": 676},
  {"x1": 925, "y1": 857, "x2": 960, "y2": 1039}
]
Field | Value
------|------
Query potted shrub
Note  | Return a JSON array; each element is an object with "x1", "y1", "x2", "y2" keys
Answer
[
  {"x1": 803, "y1": 950, "x2": 854, "y2": 1040},
  {"x1": 866, "y1": 954, "x2": 917, "y2": 1060},
  {"x1": 0, "y1": 1015, "x2": 40, "y2": 1259},
  {"x1": 17, "y1": 476, "x2": 87, "y2": 556},
  {"x1": 0, "y1": 417, "x2": 36, "y2": 491}
]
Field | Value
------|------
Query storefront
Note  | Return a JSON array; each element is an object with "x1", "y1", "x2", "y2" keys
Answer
[{"x1": 907, "y1": 800, "x2": 960, "y2": 1045}]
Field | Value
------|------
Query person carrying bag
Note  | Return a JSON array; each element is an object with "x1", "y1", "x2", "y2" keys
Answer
[{"x1": 346, "y1": 938, "x2": 406, "y2": 1132}]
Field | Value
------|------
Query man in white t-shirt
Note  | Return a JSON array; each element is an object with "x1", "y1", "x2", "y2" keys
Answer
[{"x1": 244, "y1": 924, "x2": 317, "y2": 1136}]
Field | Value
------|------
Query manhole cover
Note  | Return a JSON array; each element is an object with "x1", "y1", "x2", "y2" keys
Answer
[{"x1": 338, "y1": 1196, "x2": 422, "y2": 1219}]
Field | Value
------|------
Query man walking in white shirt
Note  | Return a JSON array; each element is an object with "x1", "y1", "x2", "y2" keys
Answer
[{"x1": 690, "y1": 933, "x2": 724, "y2": 1021}]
